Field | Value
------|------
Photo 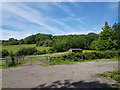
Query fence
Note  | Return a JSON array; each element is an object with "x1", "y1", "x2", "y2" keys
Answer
[
  {"x1": 0, "y1": 53, "x2": 68, "y2": 67},
  {"x1": 0, "y1": 56, "x2": 25, "y2": 67},
  {"x1": 24, "y1": 55, "x2": 57, "y2": 64},
  {"x1": 0, "y1": 55, "x2": 51, "y2": 67}
]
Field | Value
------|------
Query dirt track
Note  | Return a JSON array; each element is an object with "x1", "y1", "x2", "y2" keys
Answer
[{"x1": 2, "y1": 61, "x2": 118, "y2": 88}]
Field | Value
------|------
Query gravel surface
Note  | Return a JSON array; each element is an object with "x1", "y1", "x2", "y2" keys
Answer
[{"x1": 2, "y1": 61, "x2": 118, "y2": 88}]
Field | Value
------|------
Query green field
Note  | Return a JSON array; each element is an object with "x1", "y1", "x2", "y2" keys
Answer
[{"x1": 2, "y1": 44, "x2": 51, "y2": 54}]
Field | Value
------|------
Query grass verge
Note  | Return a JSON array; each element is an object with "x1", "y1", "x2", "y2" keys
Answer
[
  {"x1": 43, "y1": 60, "x2": 78, "y2": 66},
  {"x1": 96, "y1": 71, "x2": 120, "y2": 88},
  {"x1": 43, "y1": 57, "x2": 118, "y2": 66}
]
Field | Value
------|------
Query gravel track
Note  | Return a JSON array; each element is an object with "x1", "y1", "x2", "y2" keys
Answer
[{"x1": 2, "y1": 61, "x2": 118, "y2": 88}]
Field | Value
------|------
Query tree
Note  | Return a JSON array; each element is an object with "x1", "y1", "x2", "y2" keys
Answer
[
  {"x1": 112, "y1": 23, "x2": 120, "y2": 49},
  {"x1": 8, "y1": 38, "x2": 16, "y2": 41},
  {"x1": 96, "y1": 21, "x2": 118, "y2": 50},
  {"x1": 52, "y1": 40, "x2": 67, "y2": 52},
  {"x1": 24, "y1": 35, "x2": 35, "y2": 44},
  {"x1": 19, "y1": 39, "x2": 24, "y2": 44},
  {"x1": 90, "y1": 39, "x2": 97, "y2": 50},
  {"x1": 2, "y1": 38, "x2": 19, "y2": 45}
]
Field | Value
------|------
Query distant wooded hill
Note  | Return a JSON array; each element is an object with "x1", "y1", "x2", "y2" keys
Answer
[{"x1": 2, "y1": 22, "x2": 120, "y2": 51}]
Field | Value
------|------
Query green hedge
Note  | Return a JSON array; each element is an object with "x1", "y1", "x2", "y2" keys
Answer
[{"x1": 51, "y1": 50, "x2": 119, "y2": 62}]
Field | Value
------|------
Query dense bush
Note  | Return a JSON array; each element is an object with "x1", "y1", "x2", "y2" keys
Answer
[
  {"x1": 2, "y1": 49, "x2": 9, "y2": 57},
  {"x1": 33, "y1": 50, "x2": 47, "y2": 55},
  {"x1": 51, "y1": 50, "x2": 119, "y2": 62},
  {"x1": 15, "y1": 47, "x2": 37, "y2": 56}
]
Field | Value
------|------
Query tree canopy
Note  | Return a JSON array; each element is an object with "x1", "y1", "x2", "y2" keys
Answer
[{"x1": 2, "y1": 22, "x2": 120, "y2": 52}]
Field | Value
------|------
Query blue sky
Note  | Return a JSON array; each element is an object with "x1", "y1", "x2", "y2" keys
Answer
[{"x1": 1, "y1": 2, "x2": 118, "y2": 40}]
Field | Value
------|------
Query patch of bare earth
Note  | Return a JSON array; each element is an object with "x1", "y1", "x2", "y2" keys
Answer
[{"x1": 2, "y1": 61, "x2": 118, "y2": 88}]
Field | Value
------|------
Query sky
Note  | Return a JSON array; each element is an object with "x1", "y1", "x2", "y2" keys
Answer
[{"x1": 1, "y1": 2, "x2": 118, "y2": 40}]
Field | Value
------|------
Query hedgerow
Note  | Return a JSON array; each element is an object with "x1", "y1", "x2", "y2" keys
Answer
[{"x1": 50, "y1": 50, "x2": 120, "y2": 62}]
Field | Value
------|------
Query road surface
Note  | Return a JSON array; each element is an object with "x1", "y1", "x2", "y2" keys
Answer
[{"x1": 2, "y1": 61, "x2": 118, "y2": 88}]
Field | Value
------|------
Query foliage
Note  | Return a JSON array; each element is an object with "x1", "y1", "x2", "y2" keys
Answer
[
  {"x1": 2, "y1": 33, "x2": 53, "y2": 45},
  {"x1": 95, "y1": 22, "x2": 119, "y2": 50},
  {"x1": 36, "y1": 39, "x2": 53, "y2": 47},
  {"x1": 2, "y1": 22, "x2": 120, "y2": 52},
  {"x1": 112, "y1": 23, "x2": 120, "y2": 49},
  {"x1": 9, "y1": 51, "x2": 14, "y2": 57},
  {"x1": 90, "y1": 39, "x2": 97, "y2": 50},
  {"x1": 2, "y1": 39, "x2": 20, "y2": 46},
  {"x1": 52, "y1": 33, "x2": 98, "y2": 52},
  {"x1": 52, "y1": 40, "x2": 67, "y2": 52},
  {"x1": 47, "y1": 47, "x2": 57, "y2": 53},
  {"x1": 23, "y1": 33, "x2": 53, "y2": 44},
  {"x1": 50, "y1": 50, "x2": 120, "y2": 62},
  {"x1": 2, "y1": 49, "x2": 9, "y2": 57},
  {"x1": 15, "y1": 47, "x2": 37, "y2": 56}
]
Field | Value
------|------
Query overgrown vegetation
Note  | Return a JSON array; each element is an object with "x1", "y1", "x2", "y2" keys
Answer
[
  {"x1": 96, "y1": 71, "x2": 120, "y2": 87},
  {"x1": 47, "y1": 50, "x2": 119, "y2": 65},
  {"x1": 1, "y1": 50, "x2": 119, "y2": 68}
]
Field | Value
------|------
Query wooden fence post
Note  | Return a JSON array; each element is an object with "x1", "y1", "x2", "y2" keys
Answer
[
  {"x1": 6, "y1": 57, "x2": 8, "y2": 66},
  {"x1": 22, "y1": 55, "x2": 24, "y2": 61},
  {"x1": 48, "y1": 56, "x2": 51, "y2": 63},
  {"x1": 30, "y1": 57, "x2": 33, "y2": 65}
]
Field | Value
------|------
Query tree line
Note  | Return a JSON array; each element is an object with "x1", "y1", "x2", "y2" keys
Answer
[{"x1": 2, "y1": 22, "x2": 120, "y2": 55}]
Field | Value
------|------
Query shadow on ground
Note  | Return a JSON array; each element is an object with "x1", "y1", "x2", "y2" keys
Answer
[{"x1": 32, "y1": 80, "x2": 116, "y2": 89}]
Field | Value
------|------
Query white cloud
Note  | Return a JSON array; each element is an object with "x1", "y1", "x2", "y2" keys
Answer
[
  {"x1": 51, "y1": 2, "x2": 75, "y2": 16},
  {"x1": 66, "y1": 31, "x2": 95, "y2": 35},
  {"x1": 33, "y1": 3, "x2": 53, "y2": 11},
  {"x1": 50, "y1": 3, "x2": 87, "y2": 25},
  {"x1": 1, "y1": 28, "x2": 52, "y2": 40},
  {"x1": 61, "y1": 16, "x2": 87, "y2": 25},
  {"x1": 1, "y1": 29, "x2": 30, "y2": 40},
  {"x1": 109, "y1": 3, "x2": 118, "y2": 8},
  {"x1": 2, "y1": 2, "x2": 65, "y2": 34},
  {"x1": 1, "y1": 2, "x2": 110, "y2": 40},
  {"x1": 2, "y1": 2, "x2": 87, "y2": 38}
]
